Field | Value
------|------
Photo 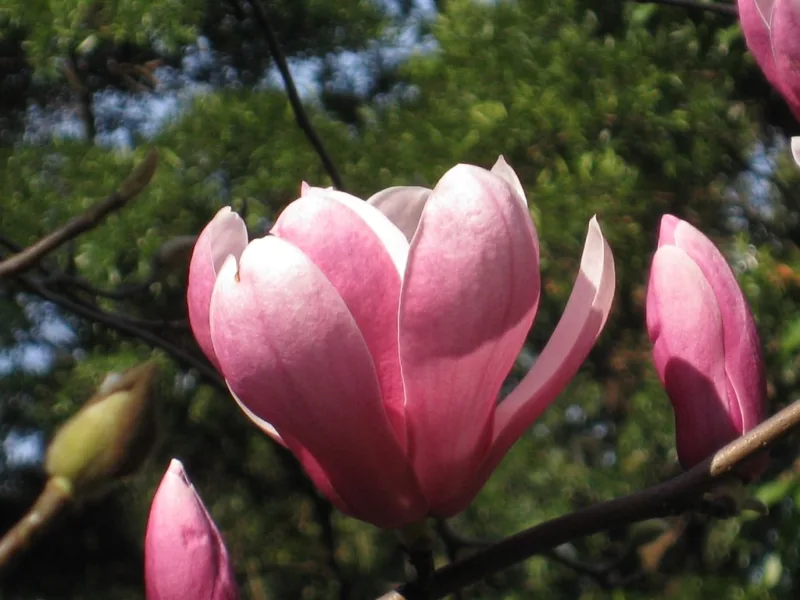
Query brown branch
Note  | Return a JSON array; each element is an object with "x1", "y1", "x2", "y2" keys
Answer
[
  {"x1": 381, "y1": 399, "x2": 800, "y2": 599},
  {"x1": 630, "y1": 0, "x2": 737, "y2": 15},
  {"x1": 15, "y1": 274, "x2": 223, "y2": 388},
  {"x1": 64, "y1": 57, "x2": 96, "y2": 141},
  {"x1": 0, "y1": 149, "x2": 158, "y2": 279},
  {"x1": 544, "y1": 546, "x2": 629, "y2": 589},
  {"x1": 243, "y1": 0, "x2": 346, "y2": 191}
]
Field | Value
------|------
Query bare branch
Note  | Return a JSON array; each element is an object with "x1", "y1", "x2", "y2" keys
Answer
[
  {"x1": 630, "y1": 0, "x2": 737, "y2": 16},
  {"x1": 64, "y1": 57, "x2": 97, "y2": 141},
  {"x1": 381, "y1": 399, "x2": 800, "y2": 599},
  {"x1": 243, "y1": 0, "x2": 346, "y2": 190},
  {"x1": 16, "y1": 274, "x2": 223, "y2": 387},
  {"x1": 0, "y1": 149, "x2": 158, "y2": 279}
]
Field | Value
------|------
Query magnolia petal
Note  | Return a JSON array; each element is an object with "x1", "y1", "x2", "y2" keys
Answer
[
  {"x1": 772, "y1": 0, "x2": 800, "y2": 116},
  {"x1": 491, "y1": 156, "x2": 527, "y2": 210},
  {"x1": 229, "y1": 386, "x2": 352, "y2": 514},
  {"x1": 646, "y1": 246, "x2": 739, "y2": 468},
  {"x1": 491, "y1": 156, "x2": 539, "y2": 259},
  {"x1": 367, "y1": 186, "x2": 432, "y2": 242},
  {"x1": 792, "y1": 137, "x2": 800, "y2": 167},
  {"x1": 669, "y1": 218, "x2": 766, "y2": 433},
  {"x1": 754, "y1": 0, "x2": 776, "y2": 26},
  {"x1": 209, "y1": 237, "x2": 426, "y2": 528},
  {"x1": 227, "y1": 383, "x2": 285, "y2": 446},
  {"x1": 436, "y1": 217, "x2": 615, "y2": 516},
  {"x1": 399, "y1": 164, "x2": 541, "y2": 511},
  {"x1": 739, "y1": 0, "x2": 780, "y2": 84},
  {"x1": 187, "y1": 207, "x2": 248, "y2": 370},
  {"x1": 271, "y1": 191, "x2": 410, "y2": 446},
  {"x1": 492, "y1": 217, "x2": 615, "y2": 440}
]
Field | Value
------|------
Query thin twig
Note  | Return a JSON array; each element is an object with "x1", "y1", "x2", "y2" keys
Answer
[
  {"x1": 380, "y1": 399, "x2": 800, "y2": 599},
  {"x1": 544, "y1": 546, "x2": 626, "y2": 589},
  {"x1": 48, "y1": 273, "x2": 153, "y2": 300},
  {"x1": 630, "y1": 0, "x2": 737, "y2": 15},
  {"x1": 243, "y1": 0, "x2": 346, "y2": 190},
  {"x1": 0, "y1": 149, "x2": 158, "y2": 278},
  {"x1": 16, "y1": 274, "x2": 223, "y2": 387}
]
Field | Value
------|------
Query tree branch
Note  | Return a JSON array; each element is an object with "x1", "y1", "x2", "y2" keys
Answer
[
  {"x1": 64, "y1": 56, "x2": 97, "y2": 141},
  {"x1": 381, "y1": 398, "x2": 800, "y2": 599},
  {"x1": 0, "y1": 149, "x2": 158, "y2": 279},
  {"x1": 630, "y1": 0, "x2": 737, "y2": 16},
  {"x1": 15, "y1": 274, "x2": 222, "y2": 387},
  {"x1": 243, "y1": 0, "x2": 346, "y2": 190}
]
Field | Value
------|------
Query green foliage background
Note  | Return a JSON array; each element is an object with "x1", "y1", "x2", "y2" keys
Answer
[{"x1": 1, "y1": 0, "x2": 800, "y2": 598}]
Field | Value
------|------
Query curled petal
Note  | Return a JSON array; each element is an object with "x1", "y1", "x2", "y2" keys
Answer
[
  {"x1": 399, "y1": 164, "x2": 541, "y2": 511},
  {"x1": 271, "y1": 191, "x2": 410, "y2": 446},
  {"x1": 210, "y1": 237, "x2": 426, "y2": 528},
  {"x1": 439, "y1": 217, "x2": 615, "y2": 516},
  {"x1": 145, "y1": 460, "x2": 238, "y2": 600},
  {"x1": 792, "y1": 137, "x2": 800, "y2": 166},
  {"x1": 646, "y1": 246, "x2": 738, "y2": 467},
  {"x1": 367, "y1": 186, "x2": 432, "y2": 242},
  {"x1": 227, "y1": 384, "x2": 285, "y2": 446},
  {"x1": 187, "y1": 208, "x2": 248, "y2": 369}
]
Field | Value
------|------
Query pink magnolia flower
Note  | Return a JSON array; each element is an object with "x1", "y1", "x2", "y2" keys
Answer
[
  {"x1": 145, "y1": 460, "x2": 238, "y2": 600},
  {"x1": 646, "y1": 216, "x2": 767, "y2": 471},
  {"x1": 188, "y1": 158, "x2": 615, "y2": 528},
  {"x1": 738, "y1": 0, "x2": 800, "y2": 119}
]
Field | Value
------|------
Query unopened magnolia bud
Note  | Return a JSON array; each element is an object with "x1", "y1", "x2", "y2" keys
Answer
[
  {"x1": 145, "y1": 460, "x2": 238, "y2": 600},
  {"x1": 646, "y1": 216, "x2": 767, "y2": 474},
  {"x1": 45, "y1": 361, "x2": 158, "y2": 494}
]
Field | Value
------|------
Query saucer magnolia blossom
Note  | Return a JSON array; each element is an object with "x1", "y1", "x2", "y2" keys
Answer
[
  {"x1": 646, "y1": 216, "x2": 767, "y2": 471},
  {"x1": 188, "y1": 158, "x2": 615, "y2": 529}
]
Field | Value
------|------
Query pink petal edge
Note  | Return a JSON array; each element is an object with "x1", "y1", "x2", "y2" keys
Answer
[{"x1": 187, "y1": 207, "x2": 248, "y2": 369}]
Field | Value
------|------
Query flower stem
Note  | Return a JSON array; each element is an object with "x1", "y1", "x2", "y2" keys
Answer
[{"x1": 0, "y1": 477, "x2": 74, "y2": 575}]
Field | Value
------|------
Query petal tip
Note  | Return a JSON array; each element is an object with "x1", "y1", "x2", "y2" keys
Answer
[{"x1": 167, "y1": 458, "x2": 185, "y2": 476}]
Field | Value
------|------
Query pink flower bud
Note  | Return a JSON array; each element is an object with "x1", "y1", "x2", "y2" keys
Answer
[
  {"x1": 145, "y1": 460, "x2": 238, "y2": 600},
  {"x1": 187, "y1": 158, "x2": 616, "y2": 527},
  {"x1": 646, "y1": 216, "x2": 767, "y2": 470},
  {"x1": 738, "y1": 0, "x2": 800, "y2": 119}
]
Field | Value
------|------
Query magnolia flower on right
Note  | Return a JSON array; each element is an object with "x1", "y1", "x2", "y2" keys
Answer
[
  {"x1": 739, "y1": 0, "x2": 800, "y2": 166},
  {"x1": 646, "y1": 216, "x2": 767, "y2": 471},
  {"x1": 738, "y1": 0, "x2": 800, "y2": 118}
]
